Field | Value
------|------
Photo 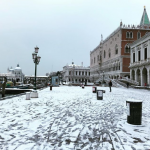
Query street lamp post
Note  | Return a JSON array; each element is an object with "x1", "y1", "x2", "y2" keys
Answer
[
  {"x1": 102, "y1": 71, "x2": 105, "y2": 84},
  {"x1": 32, "y1": 46, "x2": 41, "y2": 90}
]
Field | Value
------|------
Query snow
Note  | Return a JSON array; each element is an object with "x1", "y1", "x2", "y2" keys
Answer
[
  {"x1": 126, "y1": 99, "x2": 143, "y2": 102},
  {"x1": 0, "y1": 86, "x2": 150, "y2": 150}
]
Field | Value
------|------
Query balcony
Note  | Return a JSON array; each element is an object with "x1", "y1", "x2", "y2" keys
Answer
[{"x1": 129, "y1": 58, "x2": 150, "y2": 68}]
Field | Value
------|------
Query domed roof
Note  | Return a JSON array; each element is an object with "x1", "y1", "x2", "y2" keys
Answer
[{"x1": 15, "y1": 64, "x2": 22, "y2": 71}]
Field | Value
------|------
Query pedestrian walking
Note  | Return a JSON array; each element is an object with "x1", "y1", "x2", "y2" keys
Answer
[
  {"x1": 126, "y1": 82, "x2": 129, "y2": 88},
  {"x1": 109, "y1": 80, "x2": 112, "y2": 92}
]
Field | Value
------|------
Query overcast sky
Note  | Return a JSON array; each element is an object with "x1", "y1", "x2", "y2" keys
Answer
[{"x1": 0, "y1": 0, "x2": 149, "y2": 75}]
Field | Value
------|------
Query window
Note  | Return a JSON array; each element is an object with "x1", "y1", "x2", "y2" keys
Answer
[
  {"x1": 126, "y1": 32, "x2": 129, "y2": 38},
  {"x1": 79, "y1": 71, "x2": 81, "y2": 75},
  {"x1": 138, "y1": 51, "x2": 141, "y2": 61},
  {"x1": 104, "y1": 50, "x2": 106, "y2": 58},
  {"x1": 82, "y1": 71, "x2": 84, "y2": 75},
  {"x1": 125, "y1": 44, "x2": 130, "y2": 53},
  {"x1": 133, "y1": 53, "x2": 135, "y2": 62},
  {"x1": 108, "y1": 49, "x2": 111, "y2": 58},
  {"x1": 97, "y1": 55, "x2": 99, "y2": 61},
  {"x1": 137, "y1": 32, "x2": 141, "y2": 39},
  {"x1": 144, "y1": 48, "x2": 147, "y2": 59},
  {"x1": 126, "y1": 32, "x2": 133, "y2": 38},
  {"x1": 115, "y1": 44, "x2": 118, "y2": 54},
  {"x1": 76, "y1": 71, "x2": 77, "y2": 75},
  {"x1": 69, "y1": 71, "x2": 71, "y2": 75},
  {"x1": 100, "y1": 55, "x2": 102, "y2": 61},
  {"x1": 130, "y1": 32, "x2": 133, "y2": 38}
]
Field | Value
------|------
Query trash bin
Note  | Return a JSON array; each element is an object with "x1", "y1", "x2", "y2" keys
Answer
[
  {"x1": 92, "y1": 87, "x2": 97, "y2": 93},
  {"x1": 97, "y1": 90, "x2": 103, "y2": 100},
  {"x1": 26, "y1": 92, "x2": 30, "y2": 100},
  {"x1": 126, "y1": 99, "x2": 142, "y2": 125},
  {"x1": 50, "y1": 85, "x2": 52, "y2": 91}
]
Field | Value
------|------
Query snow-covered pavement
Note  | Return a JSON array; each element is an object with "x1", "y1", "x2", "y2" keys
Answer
[{"x1": 0, "y1": 86, "x2": 150, "y2": 150}]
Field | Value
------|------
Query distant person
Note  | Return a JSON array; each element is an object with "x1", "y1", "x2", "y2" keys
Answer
[
  {"x1": 126, "y1": 82, "x2": 129, "y2": 88},
  {"x1": 145, "y1": 83, "x2": 147, "y2": 87},
  {"x1": 109, "y1": 80, "x2": 112, "y2": 92}
]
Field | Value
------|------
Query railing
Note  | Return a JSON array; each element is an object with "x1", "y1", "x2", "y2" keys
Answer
[
  {"x1": 114, "y1": 79, "x2": 127, "y2": 87},
  {"x1": 129, "y1": 58, "x2": 150, "y2": 68},
  {"x1": 120, "y1": 77, "x2": 139, "y2": 85}
]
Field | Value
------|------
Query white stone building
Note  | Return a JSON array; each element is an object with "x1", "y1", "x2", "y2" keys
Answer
[
  {"x1": 129, "y1": 32, "x2": 150, "y2": 86},
  {"x1": 63, "y1": 62, "x2": 90, "y2": 84},
  {"x1": 7, "y1": 64, "x2": 24, "y2": 82}
]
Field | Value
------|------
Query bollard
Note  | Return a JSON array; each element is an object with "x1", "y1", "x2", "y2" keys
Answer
[
  {"x1": 50, "y1": 85, "x2": 52, "y2": 91},
  {"x1": 126, "y1": 99, "x2": 142, "y2": 125},
  {"x1": 82, "y1": 85, "x2": 84, "y2": 89},
  {"x1": 97, "y1": 90, "x2": 103, "y2": 100},
  {"x1": 26, "y1": 92, "x2": 30, "y2": 100},
  {"x1": 31, "y1": 90, "x2": 38, "y2": 98},
  {"x1": 92, "y1": 87, "x2": 97, "y2": 93}
]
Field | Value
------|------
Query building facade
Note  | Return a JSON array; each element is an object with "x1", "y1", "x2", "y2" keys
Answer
[
  {"x1": 129, "y1": 32, "x2": 150, "y2": 86},
  {"x1": 63, "y1": 62, "x2": 90, "y2": 84},
  {"x1": 0, "y1": 64, "x2": 24, "y2": 82},
  {"x1": 90, "y1": 7, "x2": 150, "y2": 82}
]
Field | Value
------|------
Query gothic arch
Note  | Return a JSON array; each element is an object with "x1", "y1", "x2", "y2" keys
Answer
[
  {"x1": 104, "y1": 50, "x2": 106, "y2": 58},
  {"x1": 130, "y1": 32, "x2": 133, "y2": 38},
  {"x1": 125, "y1": 43, "x2": 130, "y2": 53},
  {"x1": 131, "y1": 70, "x2": 135, "y2": 80},
  {"x1": 137, "y1": 31, "x2": 141, "y2": 39},
  {"x1": 126, "y1": 31, "x2": 129, "y2": 38},
  {"x1": 142, "y1": 68, "x2": 147, "y2": 86},
  {"x1": 115, "y1": 44, "x2": 118, "y2": 54}
]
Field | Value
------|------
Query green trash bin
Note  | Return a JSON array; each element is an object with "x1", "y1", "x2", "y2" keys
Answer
[
  {"x1": 126, "y1": 99, "x2": 142, "y2": 125},
  {"x1": 97, "y1": 90, "x2": 103, "y2": 100}
]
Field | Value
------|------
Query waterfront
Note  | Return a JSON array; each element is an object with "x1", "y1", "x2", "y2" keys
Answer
[{"x1": 0, "y1": 86, "x2": 150, "y2": 150}]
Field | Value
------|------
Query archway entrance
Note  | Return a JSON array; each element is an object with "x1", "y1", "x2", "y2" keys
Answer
[
  {"x1": 142, "y1": 68, "x2": 147, "y2": 86},
  {"x1": 16, "y1": 78, "x2": 20, "y2": 82},
  {"x1": 136, "y1": 69, "x2": 141, "y2": 85},
  {"x1": 131, "y1": 70, "x2": 135, "y2": 80}
]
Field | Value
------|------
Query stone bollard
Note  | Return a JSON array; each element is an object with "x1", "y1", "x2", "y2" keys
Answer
[
  {"x1": 126, "y1": 99, "x2": 142, "y2": 125},
  {"x1": 82, "y1": 85, "x2": 84, "y2": 89},
  {"x1": 26, "y1": 92, "x2": 30, "y2": 100},
  {"x1": 31, "y1": 90, "x2": 38, "y2": 98}
]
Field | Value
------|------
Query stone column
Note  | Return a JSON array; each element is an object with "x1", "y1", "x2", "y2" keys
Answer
[
  {"x1": 130, "y1": 69, "x2": 132, "y2": 80},
  {"x1": 131, "y1": 52, "x2": 133, "y2": 63},
  {"x1": 135, "y1": 69, "x2": 137, "y2": 82},
  {"x1": 147, "y1": 68, "x2": 150, "y2": 85},
  {"x1": 140, "y1": 68, "x2": 143, "y2": 86},
  {"x1": 148, "y1": 40, "x2": 150, "y2": 58},
  {"x1": 140, "y1": 44, "x2": 143, "y2": 60}
]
